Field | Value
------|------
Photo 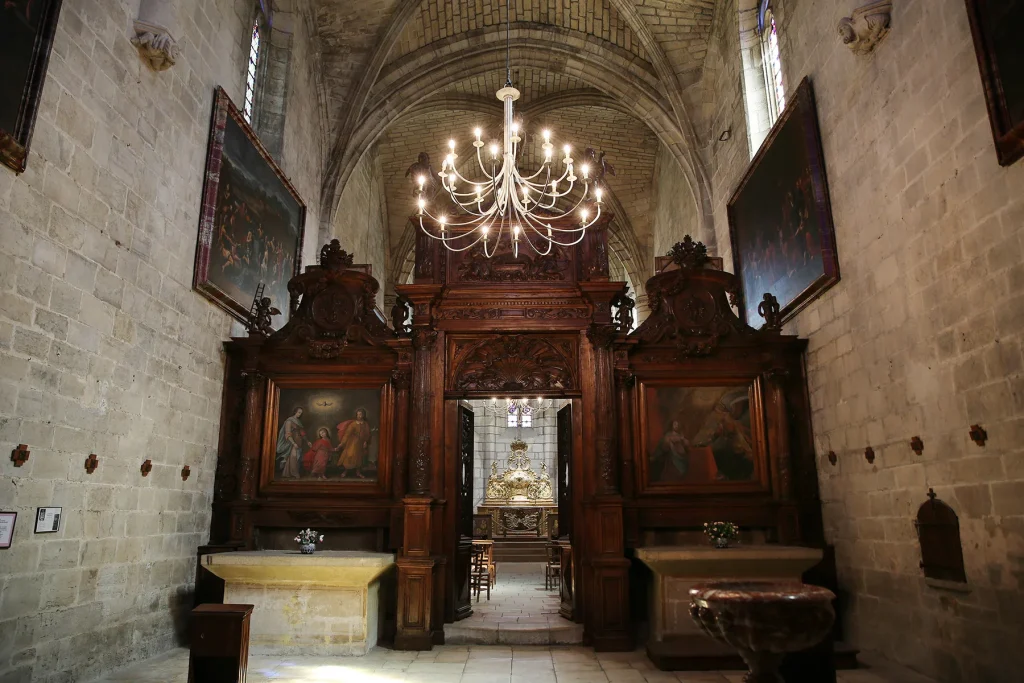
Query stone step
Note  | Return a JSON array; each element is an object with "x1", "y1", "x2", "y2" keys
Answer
[{"x1": 444, "y1": 620, "x2": 584, "y2": 646}]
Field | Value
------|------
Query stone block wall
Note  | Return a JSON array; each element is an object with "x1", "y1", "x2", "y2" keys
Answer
[
  {"x1": 0, "y1": 1, "x2": 326, "y2": 681},
  {"x1": 466, "y1": 400, "x2": 560, "y2": 511},
  {"x1": 661, "y1": 0, "x2": 1024, "y2": 679},
  {"x1": 332, "y1": 147, "x2": 389, "y2": 311}
]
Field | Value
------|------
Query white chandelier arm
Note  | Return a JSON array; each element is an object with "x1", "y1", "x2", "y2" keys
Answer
[{"x1": 416, "y1": 216, "x2": 494, "y2": 252}]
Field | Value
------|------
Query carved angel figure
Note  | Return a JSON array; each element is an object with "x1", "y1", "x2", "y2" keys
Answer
[
  {"x1": 406, "y1": 152, "x2": 439, "y2": 196},
  {"x1": 247, "y1": 296, "x2": 281, "y2": 337},
  {"x1": 583, "y1": 148, "x2": 616, "y2": 187}
]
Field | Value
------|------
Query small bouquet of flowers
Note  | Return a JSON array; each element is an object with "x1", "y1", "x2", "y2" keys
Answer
[
  {"x1": 295, "y1": 528, "x2": 324, "y2": 554},
  {"x1": 703, "y1": 521, "x2": 738, "y2": 548}
]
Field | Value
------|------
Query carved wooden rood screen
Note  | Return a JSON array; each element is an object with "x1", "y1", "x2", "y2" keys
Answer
[{"x1": 207, "y1": 221, "x2": 829, "y2": 654}]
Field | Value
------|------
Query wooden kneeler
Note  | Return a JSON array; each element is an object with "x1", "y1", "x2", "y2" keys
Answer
[{"x1": 188, "y1": 604, "x2": 254, "y2": 683}]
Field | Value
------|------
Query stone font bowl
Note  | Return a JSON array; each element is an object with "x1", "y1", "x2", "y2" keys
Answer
[{"x1": 689, "y1": 580, "x2": 835, "y2": 682}]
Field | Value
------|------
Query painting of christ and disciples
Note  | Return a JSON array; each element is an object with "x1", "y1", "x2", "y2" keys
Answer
[
  {"x1": 273, "y1": 388, "x2": 381, "y2": 482},
  {"x1": 646, "y1": 385, "x2": 759, "y2": 486}
]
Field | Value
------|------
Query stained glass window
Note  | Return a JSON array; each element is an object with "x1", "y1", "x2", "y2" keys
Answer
[
  {"x1": 507, "y1": 403, "x2": 518, "y2": 428},
  {"x1": 243, "y1": 13, "x2": 262, "y2": 124},
  {"x1": 761, "y1": 6, "x2": 785, "y2": 124}
]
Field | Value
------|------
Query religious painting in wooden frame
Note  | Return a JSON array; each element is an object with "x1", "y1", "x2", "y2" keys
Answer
[
  {"x1": 260, "y1": 376, "x2": 393, "y2": 495},
  {"x1": 728, "y1": 77, "x2": 839, "y2": 327},
  {"x1": 0, "y1": 0, "x2": 65, "y2": 173},
  {"x1": 963, "y1": 0, "x2": 1024, "y2": 166},
  {"x1": 635, "y1": 378, "x2": 770, "y2": 495},
  {"x1": 194, "y1": 87, "x2": 305, "y2": 323}
]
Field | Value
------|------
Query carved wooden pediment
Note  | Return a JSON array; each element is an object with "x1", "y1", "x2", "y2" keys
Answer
[
  {"x1": 631, "y1": 236, "x2": 754, "y2": 356},
  {"x1": 267, "y1": 240, "x2": 394, "y2": 355},
  {"x1": 452, "y1": 240, "x2": 569, "y2": 283},
  {"x1": 450, "y1": 334, "x2": 577, "y2": 393}
]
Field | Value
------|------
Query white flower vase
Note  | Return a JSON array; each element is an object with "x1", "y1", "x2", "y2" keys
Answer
[
  {"x1": 713, "y1": 537, "x2": 731, "y2": 549},
  {"x1": 300, "y1": 543, "x2": 316, "y2": 554}
]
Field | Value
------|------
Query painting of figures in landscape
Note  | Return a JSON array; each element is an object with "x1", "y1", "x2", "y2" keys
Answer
[
  {"x1": 194, "y1": 88, "x2": 305, "y2": 323},
  {"x1": 272, "y1": 388, "x2": 381, "y2": 483},
  {"x1": 728, "y1": 78, "x2": 838, "y2": 327},
  {"x1": 645, "y1": 385, "x2": 764, "y2": 490},
  {"x1": 0, "y1": 0, "x2": 64, "y2": 172}
]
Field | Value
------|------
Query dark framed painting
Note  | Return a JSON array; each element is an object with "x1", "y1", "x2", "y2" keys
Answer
[
  {"x1": 636, "y1": 379, "x2": 770, "y2": 495},
  {"x1": 728, "y1": 77, "x2": 839, "y2": 327},
  {"x1": 260, "y1": 377, "x2": 392, "y2": 495},
  {"x1": 1, "y1": 0, "x2": 65, "y2": 173},
  {"x1": 194, "y1": 87, "x2": 305, "y2": 323},
  {"x1": 963, "y1": 0, "x2": 1024, "y2": 166}
]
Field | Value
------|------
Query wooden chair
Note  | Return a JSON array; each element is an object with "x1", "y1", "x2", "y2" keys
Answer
[
  {"x1": 470, "y1": 542, "x2": 491, "y2": 601},
  {"x1": 544, "y1": 541, "x2": 562, "y2": 590}
]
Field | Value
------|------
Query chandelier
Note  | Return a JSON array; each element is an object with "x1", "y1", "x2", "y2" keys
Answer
[
  {"x1": 482, "y1": 397, "x2": 558, "y2": 418},
  {"x1": 411, "y1": 0, "x2": 604, "y2": 258}
]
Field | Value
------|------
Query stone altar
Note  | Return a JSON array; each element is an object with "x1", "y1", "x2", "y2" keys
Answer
[
  {"x1": 200, "y1": 550, "x2": 395, "y2": 655},
  {"x1": 634, "y1": 545, "x2": 823, "y2": 669}
]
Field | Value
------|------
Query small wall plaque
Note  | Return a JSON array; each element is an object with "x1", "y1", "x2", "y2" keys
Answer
[
  {"x1": 34, "y1": 507, "x2": 61, "y2": 534},
  {"x1": 11, "y1": 444, "x2": 30, "y2": 467},
  {"x1": 85, "y1": 454, "x2": 99, "y2": 474},
  {"x1": 864, "y1": 447, "x2": 875, "y2": 464},
  {"x1": 141, "y1": 459, "x2": 153, "y2": 477},
  {"x1": 827, "y1": 450, "x2": 837, "y2": 466},
  {"x1": 181, "y1": 465, "x2": 191, "y2": 481},
  {"x1": 969, "y1": 424, "x2": 987, "y2": 447},
  {"x1": 0, "y1": 512, "x2": 16, "y2": 549},
  {"x1": 910, "y1": 436, "x2": 924, "y2": 456}
]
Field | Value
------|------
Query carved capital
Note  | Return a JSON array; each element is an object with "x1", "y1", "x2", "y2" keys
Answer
[
  {"x1": 391, "y1": 369, "x2": 412, "y2": 391},
  {"x1": 838, "y1": 1, "x2": 891, "y2": 55},
  {"x1": 587, "y1": 324, "x2": 618, "y2": 350},
  {"x1": 132, "y1": 20, "x2": 180, "y2": 71},
  {"x1": 412, "y1": 329, "x2": 438, "y2": 351},
  {"x1": 614, "y1": 369, "x2": 636, "y2": 388}
]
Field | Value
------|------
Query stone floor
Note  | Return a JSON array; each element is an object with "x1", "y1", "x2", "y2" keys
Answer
[
  {"x1": 92, "y1": 646, "x2": 940, "y2": 683},
  {"x1": 444, "y1": 562, "x2": 583, "y2": 645},
  {"x1": 89, "y1": 562, "x2": 939, "y2": 683}
]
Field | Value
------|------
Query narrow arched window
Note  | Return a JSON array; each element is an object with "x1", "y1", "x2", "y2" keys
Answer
[
  {"x1": 243, "y1": 9, "x2": 264, "y2": 124},
  {"x1": 759, "y1": 3, "x2": 786, "y2": 124}
]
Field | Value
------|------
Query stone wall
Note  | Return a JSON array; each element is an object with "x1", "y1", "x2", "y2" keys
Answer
[
  {"x1": 332, "y1": 147, "x2": 389, "y2": 310},
  {"x1": 676, "y1": 0, "x2": 1024, "y2": 680},
  {"x1": 651, "y1": 143, "x2": 701, "y2": 259},
  {"x1": 466, "y1": 400, "x2": 560, "y2": 512},
  {"x1": 0, "y1": 1, "x2": 326, "y2": 681}
]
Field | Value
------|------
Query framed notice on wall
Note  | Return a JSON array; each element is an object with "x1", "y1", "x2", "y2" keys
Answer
[
  {"x1": 34, "y1": 507, "x2": 61, "y2": 533},
  {"x1": 0, "y1": 512, "x2": 16, "y2": 549}
]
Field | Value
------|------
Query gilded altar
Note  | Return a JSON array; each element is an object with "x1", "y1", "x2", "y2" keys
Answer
[{"x1": 479, "y1": 438, "x2": 557, "y2": 536}]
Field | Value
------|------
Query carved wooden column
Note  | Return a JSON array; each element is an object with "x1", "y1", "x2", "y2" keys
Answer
[
  {"x1": 580, "y1": 278, "x2": 633, "y2": 650},
  {"x1": 390, "y1": 345, "x2": 412, "y2": 535},
  {"x1": 765, "y1": 366, "x2": 799, "y2": 542},
  {"x1": 232, "y1": 343, "x2": 264, "y2": 545},
  {"x1": 395, "y1": 289, "x2": 441, "y2": 650},
  {"x1": 613, "y1": 351, "x2": 637, "y2": 501}
]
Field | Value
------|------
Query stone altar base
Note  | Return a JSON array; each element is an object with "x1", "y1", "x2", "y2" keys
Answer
[
  {"x1": 201, "y1": 550, "x2": 395, "y2": 656},
  {"x1": 634, "y1": 546, "x2": 826, "y2": 671}
]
